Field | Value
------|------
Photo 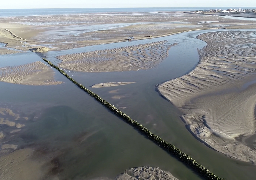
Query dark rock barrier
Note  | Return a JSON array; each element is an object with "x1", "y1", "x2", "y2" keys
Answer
[{"x1": 42, "y1": 58, "x2": 223, "y2": 180}]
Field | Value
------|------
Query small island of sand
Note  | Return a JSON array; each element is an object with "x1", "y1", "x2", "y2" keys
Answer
[
  {"x1": 116, "y1": 166, "x2": 179, "y2": 180},
  {"x1": 57, "y1": 41, "x2": 175, "y2": 72},
  {"x1": 0, "y1": 61, "x2": 62, "y2": 85},
  {"x1": 158, "y1": 31, "x2": 256, "y2": 163},
  {"x1": 92, "y1": 82, "x2": 136, "y2": 88}
]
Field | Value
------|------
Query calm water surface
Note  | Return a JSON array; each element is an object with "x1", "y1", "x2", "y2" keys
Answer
[
  {"x1": 0, "y1": 7, "x2": 238, "y2": 17},
  {"x1": 0, "y1": 31, "x2": 256, "y2": 180}
]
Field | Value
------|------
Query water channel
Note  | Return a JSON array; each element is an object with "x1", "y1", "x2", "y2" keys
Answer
[{"x1": 0, "y1": 30, "x2": 256, "y2": 180}]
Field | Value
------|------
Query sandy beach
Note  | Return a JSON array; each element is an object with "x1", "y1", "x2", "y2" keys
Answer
[{"x1": 158, "y1": 31, "x2": 256, "y2": 163}]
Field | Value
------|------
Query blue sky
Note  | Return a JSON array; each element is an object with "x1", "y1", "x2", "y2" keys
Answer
[{"x1": 1, "y1": 0, "x2": 256, "y2": 9}]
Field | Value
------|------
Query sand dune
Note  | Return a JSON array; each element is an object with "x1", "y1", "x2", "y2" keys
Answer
[{"x1": 158, "y1": 31, "x2": 256, "y2": 163}]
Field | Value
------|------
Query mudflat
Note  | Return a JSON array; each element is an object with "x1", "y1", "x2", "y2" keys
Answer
[
  {"x1": 1, "y1": 10, "x2": 256, "y2": 179},
  {"x1": 1, "y1": 11, "x2": 256, "y2": 54}
]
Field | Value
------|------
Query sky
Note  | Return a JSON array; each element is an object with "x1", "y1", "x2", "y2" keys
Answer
[{"x1": 1, "y1": 0, "x2": 256, "y2": 9}]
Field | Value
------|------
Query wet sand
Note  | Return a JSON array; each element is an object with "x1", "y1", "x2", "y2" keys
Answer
[
  {"x1": 0, "y1": 147, "x2": 61, "y2": 180},
  {"x1": 0, "y1": 103, "x2": 64, "y2": 180},
  {"x1": 158, "y1": 31, "x2": 256, "y2": 163},
  {"x1": 0, "y1": 23, "x2": 37, "y2": 55},
  {"x1": 92, "y1": 82, "x2": 136, "y2": 88},
  {"x1": 0, "y1": 107, "x2": 28, "y2": 155},
  {"x1": 0, "y1": 104, "x2": 52, "y2": 156},
  {"x1": 1, "y1": 11, "x2": 256, "y2": 180},
  {"x1": 0, "y1": 61, "x2": 62, "y2": 85},
  {"x1": 116, "y1": 166, "x2": 178, "y2": 180},
  {"x1": 57, "y1": 41, "x2": 174, "y2": 72},
  {"x1": 1, "y1": 11, "x2": 256, "y2": 54},
  {"x1": 0, "y1": 148, "x2": 43, "y2": 180}
]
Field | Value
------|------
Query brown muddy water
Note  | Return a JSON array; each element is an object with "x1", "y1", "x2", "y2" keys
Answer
[{"x1": 0, "y1": 31, "x2": 256, "y2": 180}]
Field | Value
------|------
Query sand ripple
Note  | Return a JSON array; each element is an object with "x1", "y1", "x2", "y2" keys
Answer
[
  {"x1": 116, "y1": 166, "x2": 178, "y2": 180},
  {"x1": 158, "y1": 31, "x2": 256, "y2": 163},
  {"x1": 0, "y1": 61, "x2": 62, "y2": 85},
  {"x1": 57, "y1": 41, "x2": 175, "y2": 72}
]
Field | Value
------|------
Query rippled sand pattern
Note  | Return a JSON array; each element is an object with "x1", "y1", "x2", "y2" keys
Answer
[
  {"x1": 158, "y1": 31, "x2": 256, "y2": 163},
  {"x1": 0, "y1": 61, "x2": 62, "y2": 85},
  {"x1": 117, "y1": 166, "x2": 179, "y2": 180},
  {"x1": 159, "y1": 31, "x2": 256, "y2": 106},
  {"x1": 57, "y1": 41, "x2": 175, "y2": 72}
]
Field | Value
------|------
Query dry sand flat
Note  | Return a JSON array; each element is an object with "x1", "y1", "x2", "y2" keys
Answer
[
  {"x1": 57, "y1": 41, "x2": 175, "y2": 72},
  {"x1": 158, "y1": 31, "x2": 256, "y2": 163},
  {"x1": 0, "y1": 61, "x2": 62, "y2": 85}
]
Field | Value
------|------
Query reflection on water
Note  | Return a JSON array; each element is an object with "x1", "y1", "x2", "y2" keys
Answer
[
  {"x1": 0, "y1": 43, "x2": 6, "y2": 47},
  {"x1": 40, "y1": 22, "x2": 147, "y2": 39},
  {"x1": 21, "y1": 106, "x2": 96, "y2": 143},
  {"x1": 0, "y1": 53, "x2": 42, "y2": 67},
  {"x1": 1, "y1": 31, "x2": 256, "y2": 180},
  {"x1": 223, "y1": 15, "x2": 256, "y2": 21}
]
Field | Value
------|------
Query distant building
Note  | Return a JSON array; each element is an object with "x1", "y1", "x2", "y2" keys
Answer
[
  {"x1": 222, "y1": 10, "x2": 230, "y2": 13},
  {"x1": 192, "y1": 8, "x2": 256, "y2": 14}
]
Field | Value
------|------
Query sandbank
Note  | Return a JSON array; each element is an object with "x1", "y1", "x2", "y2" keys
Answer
[
  {"x1": 92, "y1": 82, "x2": 136, "y2": 88},
  {"x1": 0, "y1": 61, "x2": 62, "y2": 85},
  {"x1": 116, "y1": 166, "x2": 178, "y2": 180},
  {"x1": 57, "y1": 41, "x2": 175, "y2": 72},
  {"x1": 158, "y1": 31, "x2": 256, "y2": 163}
]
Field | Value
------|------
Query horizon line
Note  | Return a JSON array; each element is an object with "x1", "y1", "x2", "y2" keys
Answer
[{"x1": 1, "y1": 6, "x2": 256, "y2": 10}]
